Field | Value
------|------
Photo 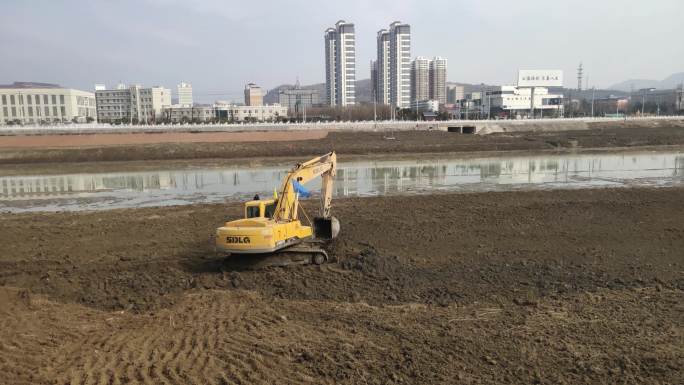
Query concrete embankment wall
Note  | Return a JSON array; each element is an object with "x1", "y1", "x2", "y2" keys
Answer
[
  {"x1": 469, "y1": 119, "x2": 591, "y2": 134},
  {"x1": 1, "y1": 116, "x2": 683, "y2": 136}
]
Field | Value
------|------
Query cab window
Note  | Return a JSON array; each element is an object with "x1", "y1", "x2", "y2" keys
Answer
[
  {"x1": 246, "y1": 205, "x2": 261, "y2": 218},
  {"x1": 264, "y1": 202, "x2": 276, "y2": 218}
]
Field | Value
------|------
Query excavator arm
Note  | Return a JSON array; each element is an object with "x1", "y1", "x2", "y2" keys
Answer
[{"x1": 273, "y1": 151, "x2": 336, "y2": 222}]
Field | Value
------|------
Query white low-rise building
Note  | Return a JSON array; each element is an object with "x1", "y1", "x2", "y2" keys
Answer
[
  {"x1": 411, "y1": 99, "x2": 439, "y2": 113},
  {"x1": 214, "y1": 103, "x2": 287, "y2": 122},
  {"x1": 0, "y1": 82, "x2": 96, "y2": 125},
  {"x1": 162, "y1": 105, "x2": 215, "y2": 123},
  {"x1": 95, "y1": 84, "x2": 171, "y2": 123},
  {"x1": 483, "y1": 85, "x2": 563, "y2": 118}
]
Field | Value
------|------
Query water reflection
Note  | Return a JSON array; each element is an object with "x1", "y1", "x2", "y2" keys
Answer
[{"x1": 0, "y1": 151, "x2": 682, "y2": 212}]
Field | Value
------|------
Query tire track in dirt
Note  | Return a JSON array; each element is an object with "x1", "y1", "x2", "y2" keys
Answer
[
  {"x1": 46, "y1": 291, "x2": 312, "y2": 385},
  {"x1": 0, "y1": 287, "x2": 316, "y2": 385}
]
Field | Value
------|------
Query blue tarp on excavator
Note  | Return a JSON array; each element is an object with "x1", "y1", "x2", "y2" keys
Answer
[{"x1": 293, "y1": 180, "x2": 311, "y2": 198}]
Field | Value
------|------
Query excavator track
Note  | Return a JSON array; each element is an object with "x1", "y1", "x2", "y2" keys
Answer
[{"x1": 222, "y1": 241, "x2": 331, "y2": 270}]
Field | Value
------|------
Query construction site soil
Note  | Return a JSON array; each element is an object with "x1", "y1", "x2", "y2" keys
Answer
[
  {"x1": 0, "y1": 188, "x2": 682, "y2": 384},
  {"x1": 1, "y1": 120, "x2": 684, "y2": 165}
]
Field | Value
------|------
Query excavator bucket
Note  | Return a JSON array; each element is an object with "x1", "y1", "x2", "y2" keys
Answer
[{"x1": 313, "y1": 216, "x2": 340, "y2": 240}]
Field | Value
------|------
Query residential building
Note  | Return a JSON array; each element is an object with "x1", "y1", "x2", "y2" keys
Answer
[
  {"x1": 162, "y1": 105, "x2": 214, "y2": 123},
  {"x1": 370, "y1": 60, "x2": 377, "y2": 102},
  {"x1": 324, "y1": 20, "x2": 356, "y2": 106},
  {"x1": 482, "y1": 85, "x2": 564, "y2": 118},
  {"x1": 0, "y1": 82, "x2": 96, "y2": 125},
  {"x1": 324, "y1": 27, "x2": 337, "y2": 106},
  {"x1": 244, "y1": 83, "x2": 263, "y2": 106},
  {"x1": 430, "y1": 57, "x2": 447, "y2": 105},
  {"x1": 278, "y1": 85, "x2": 320, "y2": 116},
  {"x1": 411, "y1": 57, "x2": 430, "y2": 104},
  {"x1": 447, "y1": 85, "x2": 465, "y2": 104},
  {"x1": 389, "y1": 21, "x2": 411, "y2": 109},
  {"x1": 214, "y1": 102, "x2": 287, "y2": 122},
  {"x1": 95, "y1": 84, "x2": 171, "y2": 123},
  {"x1": 410, "y1": 56, "x2": 447, "y2": 111},
  {"x1": 177, "y1": 82, "x2": 193, "y2": 106},
  {"x1": 375, "y1": 29, "x2": 390, "y2": 104}
]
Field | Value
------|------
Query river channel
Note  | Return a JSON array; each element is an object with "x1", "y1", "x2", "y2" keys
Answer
[{"x1": 1, "y1": 150, "x2": 682, "y2": 212}]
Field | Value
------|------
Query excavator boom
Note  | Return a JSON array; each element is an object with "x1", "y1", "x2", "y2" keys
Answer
[{"x1": 273, "y1": 152, "x2": 336, "y2": 223}]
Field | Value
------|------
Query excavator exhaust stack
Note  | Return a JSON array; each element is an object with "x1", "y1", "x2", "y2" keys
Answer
[{"x1": 313, "y1": 216, "x2": 340, "y2": 240}]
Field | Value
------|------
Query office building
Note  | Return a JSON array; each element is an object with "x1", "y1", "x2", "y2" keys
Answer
[
  {"x1": 95, "y1": 84, "x2": 171, "y2": 123},
  {"x1": 374, "y1": 29, "x2": 390, "y2": 104},
  {"x1": 244, "y1": 83, "x2": 263, "y2": 106},
  {"x1": 411, "y1": 57, "x2": 430, "y2": 104},
  {"x1": 482, "y1": 85, "x2": 564, "y2": 118},
  {"x1": 177, "y1": 82, "x2": 193, "y2": 106},
  {"x1": 389, "y1": 21, "x2": 411, "y2": 109},
  {"x1": 324, "y1": 20, "x2": 356, "y2": 106},
  {"x1": 0, "y1": 82, "x2": 96, "y2": 125},
  {"x1": 278, "y1": 85, "x2": 320, "y2": 116},
  {"x1": 430, "y1": 57, "x2": 447, "y2": 105}
]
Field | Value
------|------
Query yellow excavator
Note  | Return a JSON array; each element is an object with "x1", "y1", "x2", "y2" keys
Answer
[{"x1": 215, "y1": 152, "x2": 340, "y2": 267}]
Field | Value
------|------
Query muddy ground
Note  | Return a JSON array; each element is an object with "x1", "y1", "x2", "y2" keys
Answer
[
  {"x1": 0, "y1": 188, "x2": 682, "y2": 384},
  {"x1": 1, "y1": 120, "x2": 684, "y2": 165}
]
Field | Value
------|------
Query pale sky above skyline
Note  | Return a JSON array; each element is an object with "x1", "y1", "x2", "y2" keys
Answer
[{"x1": 1, "y1": 0, "x2": 682, "y2": 102}]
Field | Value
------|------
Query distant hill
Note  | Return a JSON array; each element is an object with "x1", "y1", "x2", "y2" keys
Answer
[
  {"x1": 609, "y1": 72, "x2": 684, "y2": 91},
  {"x1": 264, "y1": 78, "x2": 373, "y2": 105}
]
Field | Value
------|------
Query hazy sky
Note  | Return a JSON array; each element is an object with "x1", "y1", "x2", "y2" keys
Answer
[{"x1": 1, "y1": 0, "x2": 682, "y2": 102}]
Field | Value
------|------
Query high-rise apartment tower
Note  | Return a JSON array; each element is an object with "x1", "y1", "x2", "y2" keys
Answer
[
  {"x1": 388, "y1": 21, "x2": 411, "y2": 109},
  {"x1": 429, "y1": 57, "x2": 447, "y2": 105},
  {"x1": 410, "y1": 56, "x2": 448, "y2": 109},
  {"x1": 324, "y1": 20, "x2": 356, "y2": 106},
  {"x1": 411, "y1": 56, "x2": 430, "y2": 103},
  {"x1": 374, "y1": 29, "x2": 390, "y2": 105}
]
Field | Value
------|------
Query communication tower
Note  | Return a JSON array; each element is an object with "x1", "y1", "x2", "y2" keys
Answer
[{"x1": 577, "y1": 62, "x2": 583, "y2": 92}]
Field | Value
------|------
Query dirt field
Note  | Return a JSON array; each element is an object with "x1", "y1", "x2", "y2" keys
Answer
[
  {"x1": 0, "y1": 130, "x2": 328, "y2": 148},
  {"x1": 1, "y1": 121, "x2": 684, "y2": 165},
  {"x1": 0, "y1": 188, "x2": 682, "y2": 384}
]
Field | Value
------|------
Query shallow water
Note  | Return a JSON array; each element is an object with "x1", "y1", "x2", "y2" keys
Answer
[{"x1": 1, "y1": 150, "x2": 682, "y2": 212}]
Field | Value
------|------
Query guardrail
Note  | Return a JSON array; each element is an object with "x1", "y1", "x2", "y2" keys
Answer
[{"x1": 1, "y1": 115, "x2": 683, "y2": 136}]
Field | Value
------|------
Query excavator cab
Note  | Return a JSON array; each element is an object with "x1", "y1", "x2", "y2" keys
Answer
[{"x1": 244, "y1": 199, "x2": 277, "y2": 219}]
